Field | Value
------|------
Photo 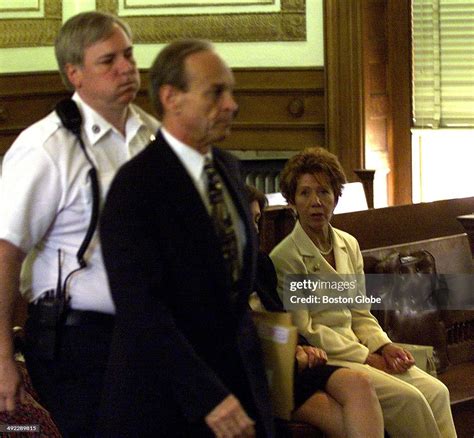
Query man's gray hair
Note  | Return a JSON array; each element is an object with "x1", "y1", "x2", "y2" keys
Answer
[{"x1": 55, "y1": 11, "x2": 132, "y2": 90}]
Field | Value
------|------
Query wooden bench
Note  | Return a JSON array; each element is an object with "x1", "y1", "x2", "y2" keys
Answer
[{"x1": 260, "y1": 197, "x2": 474, "y2": 438}]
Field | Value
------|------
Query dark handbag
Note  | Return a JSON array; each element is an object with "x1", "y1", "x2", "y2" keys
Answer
[{"x1": 370, "y1": 250, "x2": 450, "y2": 372}]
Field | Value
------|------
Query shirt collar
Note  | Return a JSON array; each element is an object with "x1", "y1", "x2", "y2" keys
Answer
[
  {"x1": 124, "y1": 105, "x2": 147, "y2": 144},
  {"x1": 72, "y1": 93, "x2": 144, "y2": 146},
  {"x1": 161, "y1": 127, "x2": 212, "y2": 186}
]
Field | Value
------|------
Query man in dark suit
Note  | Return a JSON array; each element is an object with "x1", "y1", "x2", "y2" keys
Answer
[{"x1": 99, "y1": 39, "x2": 274, "y2": 437}]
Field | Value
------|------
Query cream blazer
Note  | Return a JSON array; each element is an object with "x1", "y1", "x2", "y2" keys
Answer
[{"x1": 270, "y1": 221, "x2": 391, "y2": 364}]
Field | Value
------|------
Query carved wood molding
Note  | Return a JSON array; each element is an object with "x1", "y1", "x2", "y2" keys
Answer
[
  {"x1": 0, "y1": 0, "x2": 62, "y2": 48},
  {"x1": 97, "y1": 0, "x2": 306, "y2": 42}
]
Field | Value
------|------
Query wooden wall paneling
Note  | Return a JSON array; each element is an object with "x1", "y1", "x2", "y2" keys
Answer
[
  {"x1": 0, "y1": 68, "x2": 325, "y2": 155},
  {"x1": 222, "y1": 68, "x2": 325, "y2": 151},
  {"x1": 0, "y1": 72, "x2": 66, "y2": 155},
  {"x1": 324, "y1": 0, "x2": 365, "y2": 182}
]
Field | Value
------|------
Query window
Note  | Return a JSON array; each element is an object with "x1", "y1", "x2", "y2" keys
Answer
[{"x1": 412, "y1": 0, "x2": 474, "y2": 128}]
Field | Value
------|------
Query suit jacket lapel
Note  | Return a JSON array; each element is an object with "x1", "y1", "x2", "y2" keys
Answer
[
  {"x1": 332, "y1": 228, "x2": 353, "y2": 274},
  {"x1": 291, "y1": 221, "x2": 331, "y2": 274},
  {"x1": 291, "y1": 221, "x2": 350, "y2": 280},
  {"x1": 152, "y1": 134, "x2": 209, "y2": 227},
  {"x1": 151, "y1": 134, "x2": 230, "y2": 290}
]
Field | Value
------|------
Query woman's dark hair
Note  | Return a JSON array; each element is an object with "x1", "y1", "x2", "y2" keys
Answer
[{"x1": 245, "y1": 184, "x2": 267, "y2": 212}]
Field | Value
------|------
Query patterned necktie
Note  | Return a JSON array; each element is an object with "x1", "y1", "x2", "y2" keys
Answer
[{"x1": 203, "y1": 156, "x2": 240, "y2": 283}]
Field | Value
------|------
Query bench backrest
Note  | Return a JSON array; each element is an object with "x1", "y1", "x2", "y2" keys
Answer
[
  {"x1": 260, "y1": 197, "x2": 474, "y2": 254},
  {"x1": 259, "y1": 199, "x2": 474, "y2": 371}
]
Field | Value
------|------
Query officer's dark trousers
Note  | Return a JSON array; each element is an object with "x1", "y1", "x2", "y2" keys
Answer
[{"x1": 24, "y1": 312, "x2": 114, "y2": 438}]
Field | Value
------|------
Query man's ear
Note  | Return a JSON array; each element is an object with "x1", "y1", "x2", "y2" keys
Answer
[
  {"x1": 65, "y1": 63, "x2": 82, "y2": 89},
  {"x1": 159, "y1": 84, "x2": 183, "y2": 115}
]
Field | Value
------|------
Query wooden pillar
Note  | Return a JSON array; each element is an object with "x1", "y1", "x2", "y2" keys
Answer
[
  {"x1": 324, "y1": 0, "x2": 413, "y2": 205},
  {"x1": 387, "y1": 0, "x2": 412, "y2": 205},
  {"x1": 324, "y1": 0, "x2": 365, "y2": 181},
  {"x1": 354, "y1": 168, "x2": 376, "y2": 208}
]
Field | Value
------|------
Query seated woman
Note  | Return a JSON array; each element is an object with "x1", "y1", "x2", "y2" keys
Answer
[
  {"x1": 269, "y1": 148, "x2": 457, "y2": 438},
  {"x1": 246, "y1": 185, "x2": 384, "y2": 438}
]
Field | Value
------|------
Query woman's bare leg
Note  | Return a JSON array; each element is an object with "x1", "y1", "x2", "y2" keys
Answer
[
  {"x1": 292, "y1": 390, "x2": 346, "y2": 438},
  {"x1": 325, "y1": 368, "x2": 384, "y2": 438}
]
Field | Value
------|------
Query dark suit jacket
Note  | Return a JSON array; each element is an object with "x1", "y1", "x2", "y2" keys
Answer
[{"x1": 98, "y1": 132, "x2": 274, "y2": 437}]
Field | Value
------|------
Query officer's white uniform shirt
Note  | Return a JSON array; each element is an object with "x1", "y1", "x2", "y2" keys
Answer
[{"x1": 0, "y1": 93, "x2": 159, "y2": 314}]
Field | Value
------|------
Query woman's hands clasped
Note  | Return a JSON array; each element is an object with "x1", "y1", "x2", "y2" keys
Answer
[
  {"x1": 295, "y1": 345, "x2": 328, "y2": 373},
  {"x1": 366, "y1": 343, "x2": 415, "y2": 374}
]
